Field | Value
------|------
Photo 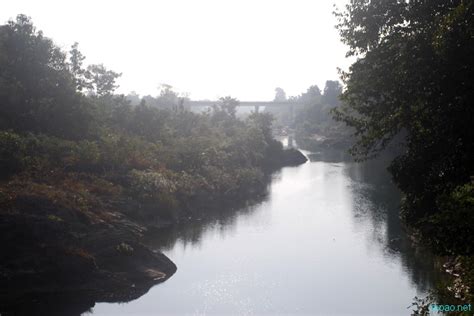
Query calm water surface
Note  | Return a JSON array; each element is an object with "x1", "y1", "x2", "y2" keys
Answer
[{"x1": 90, "y1": 150, "x2": 440, "y2": 315}]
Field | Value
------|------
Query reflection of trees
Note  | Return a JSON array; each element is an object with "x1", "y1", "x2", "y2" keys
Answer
[
  {"x1": 0, "y1": 174, "x2": 275, "y2": 316},
  {"x1": 144, "y1": 173, "x2": 275, "y2": 252},
  {"x1": 344, "y1": 158, "x2": 445, "y2": 295},
  {"x1": 0, "y1": 294, "x2": 95, "y2": 316},
  {"x1": 144, "y1": 168, "x2": 286, "y2": 257},
  {"x1": 307, "y1": 150, "x2": 351, "y2": 163}
]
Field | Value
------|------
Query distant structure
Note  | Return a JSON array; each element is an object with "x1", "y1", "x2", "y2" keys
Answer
[
  {"x1": 188, "y1": 100, "x2": 303, "y2": 113},
  {"x1": 187, "y1": 100, "x2": 305, "y2": 123}
]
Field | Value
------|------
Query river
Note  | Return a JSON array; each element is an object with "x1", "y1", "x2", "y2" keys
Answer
[{"x1": 90, "y1": 147, "x2": 442, "y2": 315}]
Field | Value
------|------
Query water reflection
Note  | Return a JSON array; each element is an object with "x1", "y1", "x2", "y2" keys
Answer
[
  {"x1": 145, "y1": 195, "x2": 273, "y2": 253},
  {"x1": 344, "y1": 159, "x2": 444, "y2": 296},
  {"x1": 307, "y1": 150, "x2": 352, "y2": 163},
  {"x1": 1, "y1": 294, "x2": 96, "y2": 316},
  {"x1": 92, "y1": 150, "x2": 443, "y2": 315}
]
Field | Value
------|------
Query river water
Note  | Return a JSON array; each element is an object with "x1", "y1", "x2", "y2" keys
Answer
[{"x1": 90, "y1": 149, "x2": 441, "y2": 315}]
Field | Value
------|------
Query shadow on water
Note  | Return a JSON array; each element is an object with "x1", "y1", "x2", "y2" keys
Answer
[
  {"x1": 143, "y1": 185, "x2": 275, "y2": 252},
  {"x1": 341, "y1": 155, "x2": 445, "y2": 297},
  {"x1": 307, "y1": 150, "x2": 352, "y2": 163},
  {"x1": 0, "y1": 172, "x2": 277, "y2": 316}
]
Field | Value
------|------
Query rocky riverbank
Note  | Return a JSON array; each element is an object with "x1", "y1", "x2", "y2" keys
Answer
[
  {"x1": 0, "y1": 192, "x2": 177, "y2": 315},
  {"x1": 0, "y1": 147, "x2": 306, "y2": 315}
]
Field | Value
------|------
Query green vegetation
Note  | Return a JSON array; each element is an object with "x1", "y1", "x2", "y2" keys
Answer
[
  {"x1": 293, "y1": 80, "x2": 353, "y2": 151},
  {"x1": 267, "y1": 81, "x2": 353, "y2": 152},
  {"x1": 0, "y1": 14, "x2": 296, "y2": 222},
  {"x1": 0, "y1": 15, "x2": 305, "y2": 303},
  {"x1": 333, "y1": 0, "x2": 474, "y2": 307}
]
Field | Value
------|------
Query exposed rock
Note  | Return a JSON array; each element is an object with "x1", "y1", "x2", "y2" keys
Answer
[
  {"x1": 0, "y1": 194, "x2": 176, "y2": 315},
  {"x1": 264, "y1": 147, "x2": 307, "y2": 170},
  {"x1": 279, "y1": 148, "x2": 308, "y2": 166}
]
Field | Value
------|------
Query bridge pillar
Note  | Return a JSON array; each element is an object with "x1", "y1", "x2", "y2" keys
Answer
[
  {"x1": 288, "y1": 135, "x2": 294, "y2": 148},
  {"x1": 254, "y1": 105, "x2": 260, "y2": 113},
  {"x1": 290, "y1": 104, "x2": 295, "y2": 127}
]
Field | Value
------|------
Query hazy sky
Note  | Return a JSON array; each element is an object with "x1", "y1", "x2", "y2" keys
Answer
[{"x1": 1, "y1": 0, "x2": 350, "y2": 100}]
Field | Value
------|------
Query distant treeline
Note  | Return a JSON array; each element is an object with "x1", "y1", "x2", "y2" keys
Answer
[{"x1": 265, "y1": 82, "x2": 354, "y2": 151}]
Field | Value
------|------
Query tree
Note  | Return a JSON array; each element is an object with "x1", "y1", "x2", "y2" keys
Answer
[
  {"x1": 274, "y1": 87, "x2": 287, "y2": 102},
  {"x1": 86, "y1": 64, "x2": 121, "y2": 97},
  {"x1": 155, "y1": 84, "x2": 179, "y2": 109},
  {"x1": 332, "y1": 0, "x2": 474, "y2": 233},
  {"x1": 69, "y1": 42, "x2": 89, "y2": 92},
  {"x1": 321, "y1": 80, "x2": 342, "y2": 106},
  {"x1": 0, "y1": 15, "x2": 94, "y2": 139},
  {"x1": 126, "y1": 91, "x2": 141, "y2": 105},
  {"x1": 69, "y1": 42, "x2": 121, "y2": 97},
  {"x1": 299, "y1": 85, "x2": 321, "y2": 105},
  {"x1": 214, "y1": 96, "x2": 239, "y2": 118}
]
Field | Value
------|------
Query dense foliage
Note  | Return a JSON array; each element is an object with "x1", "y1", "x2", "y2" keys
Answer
[
  {"x1": 293, "y1": 81, "x2": 343, "y2": 135},
  {"x1": 285, "y1": 81, "x2": 353, "y2": 151},
  {"x1": 0, "y1": 15, "x2": 289, "y2": 226},
  {"x1": 333, "y1": 0, "x2": 473, "y2": 254},
  {"x1": 0, "y1": 17, "x2": 303, "y2": 306}
]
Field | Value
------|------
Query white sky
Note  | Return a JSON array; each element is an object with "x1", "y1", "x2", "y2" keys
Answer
[{"x1": 1, "y1": 0, "x2": 351, "y2": 101}]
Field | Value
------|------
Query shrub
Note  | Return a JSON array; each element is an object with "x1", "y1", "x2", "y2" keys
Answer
[
  {"x1": 421, "y1": 183, "x2": 474, "y2": 255},
  {"x1": 0, "y1": 130, "x2": 25, "y2": 178}
]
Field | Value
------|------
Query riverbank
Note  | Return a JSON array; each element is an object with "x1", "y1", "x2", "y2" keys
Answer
[
  {"x1": 90, "y1": 151, "x2": 442, "y2": 315},
  {"x1": 0, "y1": 174, "x2": 174, "y2": 314},
  {"x1": 0, "y1": 132, "x2": 306, "y2": 315}
]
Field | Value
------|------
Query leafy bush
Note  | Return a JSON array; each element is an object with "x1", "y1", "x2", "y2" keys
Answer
[
  {"x1": 128, "y1": 169, "x2": 177, "y2": 200},
  {"x1": 420, "y1": 183, "x2": 474, "y2": 255},
  {"x1": 0, "y1": 130, "x2": 25, "y2": 178}
]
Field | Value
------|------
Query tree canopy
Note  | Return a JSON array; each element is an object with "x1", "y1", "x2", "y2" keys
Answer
[
  {"x1": 333, "y1": 0, "x2": 474, "y2": 253},
  {"x1": 274, "y1": 87, "x2": 287, "y2": 102},
  {"x1": 0, "y1": 15, "x2": 123, "y2": 139}
]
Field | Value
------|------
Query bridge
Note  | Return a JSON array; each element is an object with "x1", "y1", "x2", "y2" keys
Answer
[
  {"x1": 187, "y1": 100, "x2": 303, "y2": 147},
  {"x1": 187, "y1": 100, "x2": 305, "y2": 113}
]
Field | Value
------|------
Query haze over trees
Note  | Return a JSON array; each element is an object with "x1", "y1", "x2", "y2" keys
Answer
[
  {"x1": 1, "y1": 0, "x2": 473, "y2": 311},
  {"x1": 0, "y1": 15, "x2": 307, "y2": 306},
  {"x1": 264, "y1": 81, "x2": 346, "y2": 138},
  {"x1": 273, "y1": 87, "x2": 287, "y2": 102},
  {"x1": 0, "y1": 14, "x2": 299, "y2": 213}
]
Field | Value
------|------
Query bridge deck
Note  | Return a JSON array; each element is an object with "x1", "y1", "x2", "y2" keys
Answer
[{"x1": 188, "y1": 100, "x2": 304, "y2": 107}]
